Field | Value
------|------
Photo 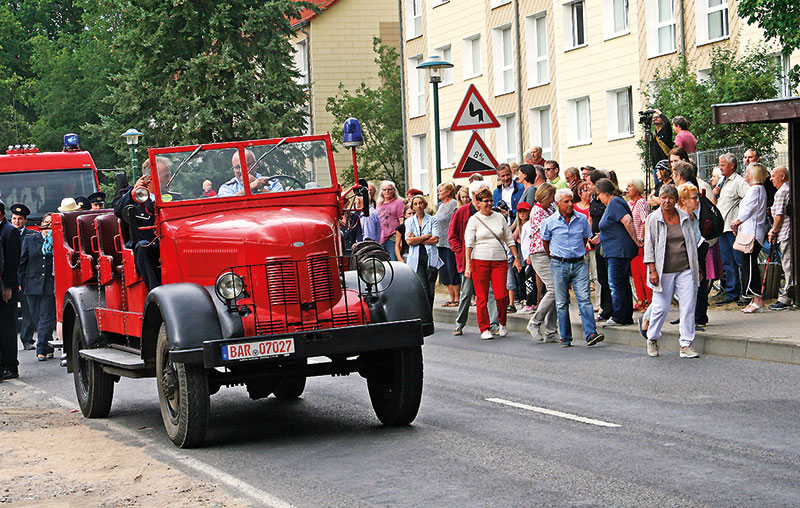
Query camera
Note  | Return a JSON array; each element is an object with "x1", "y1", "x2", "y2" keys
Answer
[
  {"x1": 492, "y1": 200, "x2": 510, "y2": 213},
  {"x1": 638, "y1": 109, "x2": 656, "y2": 128}
]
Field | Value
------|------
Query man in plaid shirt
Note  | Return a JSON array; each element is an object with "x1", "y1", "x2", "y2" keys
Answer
[{"x1": 768, "y1": 166, "x2": 793, "y2": 310}]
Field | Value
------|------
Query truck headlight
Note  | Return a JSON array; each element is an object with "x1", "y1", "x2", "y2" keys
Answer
[
  {"x1": 357, "y1": 257, "x2": 386, "y2": 285},
  {"x1": 215, "y1": 272, "x2": 244, "y2": 301}
]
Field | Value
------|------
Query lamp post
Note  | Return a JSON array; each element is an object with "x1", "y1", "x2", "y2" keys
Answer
[
  {"x1": 121, "y1": 128, "x2": 143, "y2": 180},
  {"x1": 416, "y1": 55, "x2": 453, "y2": 190}
]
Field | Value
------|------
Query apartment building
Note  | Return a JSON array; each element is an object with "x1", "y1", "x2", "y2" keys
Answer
[
  {"x1": 402, "y1": 0, "x2": 794, "y2": 195},
  {"x1": 291, "y1": 0, "x2": 400, "y2": 175}
]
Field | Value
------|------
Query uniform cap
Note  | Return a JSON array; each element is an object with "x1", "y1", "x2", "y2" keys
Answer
[
  {"x1": 10, "y1": 203, "x2": 31, "y2": 217},
  {"x1": 74, "y1": 196, "x2": 91, "y2": 210},
  {"x1": 87, "y1": 191, "x2": 106, "y2": 204}
]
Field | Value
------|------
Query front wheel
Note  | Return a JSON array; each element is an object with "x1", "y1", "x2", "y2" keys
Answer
[
  {"x1": 272, "y1": 359, "x2": 307, "y2": 400},
  {"x1": 72, "y1": 321, "x2": 114, "y2": 418},
  {"x1": 156, "y1": 324, "x2": 209, "y2": 448},
  {"x1": 366, "y1": 346, "x2": 423, "y2": 426}
]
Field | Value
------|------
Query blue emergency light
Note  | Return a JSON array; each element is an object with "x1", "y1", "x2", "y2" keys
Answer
[
  {"x1": 342, "y1": 118, "x2": 363, "y2": 148},
  {"x1": 64, "y1": 133, "x2": 79, "y2": 151}
]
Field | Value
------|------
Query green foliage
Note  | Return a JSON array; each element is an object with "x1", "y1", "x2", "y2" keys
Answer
[
  {"x1": 739, "y1": 0, "x2": 800, "y2": 86},
  {"x1": 326, "y1": 38, "x2": 405, "y2": 193},
  {"x1": 641, "y1": 47, "x2": 784, "y2": 163}
]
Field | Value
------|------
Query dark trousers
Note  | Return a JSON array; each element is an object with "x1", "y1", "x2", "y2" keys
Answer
[
  {"x1": 16, "y1": 296, "x2": 35, "y2": 346},
  {"x1": 0, "y1": 295, "x2": 20, "y2": 374},
  {"x1": 741, "y1": 242, "x2": 763, "y2": 298},
  {"x1": 719, "y1": 231, "x2": 743, "y2": 299},
  {"x1": 595, "y1": 249, "x2": 613, "y2": 319},
  {"x1": 134, "y1": 239, "x2": 162, "y2": 290},
  {"x1": 695, "y1": 243, "x2": 710, "y2": 325},
  {"x1": 27, "y1": 294, "x2": 56, "y2": 356},
  {"x1": 607, "y1": 256, "x2": 634, "y2": 324},
  {"x1": 525, "y1": 264, "x2": 538, "y2": 306}
]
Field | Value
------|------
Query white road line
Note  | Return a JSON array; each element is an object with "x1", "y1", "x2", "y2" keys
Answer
[
  {"x1": 486, "y1": 397, "x2": 621, "y2": 428},
  {"x1": 7, "y1": 379, "x2": 296, "y2": 508}
]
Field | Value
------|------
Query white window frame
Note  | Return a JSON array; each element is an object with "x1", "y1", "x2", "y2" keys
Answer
[
  {"x1": 646, "y1": 0, "x2": 677, "y2": 58},
  {"x1": 696, "y1": 0, "x2": 729, "y2": 45},
  {"x1": 605, "y1": 87, "x2": 634, "y2": 141},
  {"x1": 603, "y1": 0, "x2": 629, "y2": 40},
  {"x1": 293, "y1": 40, "x2": 308, "y2": 85},
  {"x1": 696, "y1": 67, "x2": 711, "y2": 83},
  {"x1": 528, "y1": 106, "x2": 552, "y2": 161},
  {"x1": 462, "y1": 35, "x2": 482, "y2": 80},
  {"x1": 491, "y1": 0, "x2": 511, "y2": 8},
  {"x1": 563, "y1": 0, "x2": 587, "y2": 50},
  {"x1": 411, "y1": 134, "x2": 429, "y2": 192},
  {"x1": 773, "y1": 53, "x2": 791, "y2": 98},
  {"x1": 567, "y1": 96, "x2": 592, "y2": 147},
  {"x1": 406, "y1": 0, "x2": 422, "y2": 40},
  {"x1": 434, "y1": 45, "x2": 453, "y2": 86},
  {"x1": 496, "y1": 114, "x2": 517, "y2": 164},
  {"x1": 492, "y1": 25, "x2": 514, "y2": 96},
  {"x1": 525, "y1": 12, "x2": 549, "y2": 88},
  {"x1": 408, "y1": 55, "x2": 426, "y2": 118},
  {"x1": 440, "y1": 128, "x2": 455, "y2": 168},
  {"x1": 432, "y1": 0, "x2": 448, "y2": 6}
]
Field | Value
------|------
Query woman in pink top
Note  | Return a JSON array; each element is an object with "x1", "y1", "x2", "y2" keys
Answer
[
  {"x1": 627, "y1": 178, "x2": 651, "y2": 310},
  {"x1": 376, "y1": 180, "x2": 405, "y2": 260}
]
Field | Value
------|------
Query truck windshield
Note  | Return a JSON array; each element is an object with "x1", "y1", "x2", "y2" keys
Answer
[
  {"x1": 0, "y1": 168, "x2": 98, "y2": 221},
  {"x1": 155, "y1": 139, "x2": 334, "y2": 202}
]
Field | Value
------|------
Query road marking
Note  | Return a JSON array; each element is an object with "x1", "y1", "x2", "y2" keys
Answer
[
  {"x1": 7, "y1": 379, "x2": 296, "y2": 508},
  {"x1": 486, "y1": 397, "x2": 621, "y2": 428}
]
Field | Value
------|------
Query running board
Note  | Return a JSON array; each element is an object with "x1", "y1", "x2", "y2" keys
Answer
[{"x1": 78, "y1": 348, "x2": 155, "y2": 378}]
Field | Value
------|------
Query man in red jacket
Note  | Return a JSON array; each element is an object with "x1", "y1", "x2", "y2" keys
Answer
[{"x1": 449, "y1": 180, "x2": 498, "y2": 336}]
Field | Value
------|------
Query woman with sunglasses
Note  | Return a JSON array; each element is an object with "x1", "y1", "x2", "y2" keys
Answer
[{"x1": 18, "y1": 212, "x2": 56, "y2": 361}]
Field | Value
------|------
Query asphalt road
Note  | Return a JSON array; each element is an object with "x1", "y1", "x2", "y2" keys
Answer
[{"x1": 14, "y1": 326, "x2": 800, "y2": 508}]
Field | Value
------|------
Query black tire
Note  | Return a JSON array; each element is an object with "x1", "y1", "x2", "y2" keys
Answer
[
  {"x1": 72, "y1": 321, "x2": 114, "y2": 418},
  {"x1": 156, "y1": 324, "x2": 209, "y2": 448},
  {"x1": 272, "y1": 359, "x2": 307, "y2": 400},
  {"x1": 367, "y1": 346, "x2": 423, "y2": 426}
]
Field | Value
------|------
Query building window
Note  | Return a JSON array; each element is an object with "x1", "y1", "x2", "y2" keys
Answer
[
  {"x1": 493, "y1": 25, "x2": 514, "y2": 95},
  {"x1": 408, "y1": 55, "x2": 426, "y2": 118},
  {"x1": 406, "y1": 0, "x2": 422, "y2": 40},
  {"x1": 525, "y1": 13, "x2": 549, "y2": 88},
  {"x1": 606, "y1": 87, "x2": 633, "y2": 140},
  {"x1": 567, "y1": 96, "x2": 591, "y2": 146},
  {"x1": 647, "y1": 0, "x2": 676, "y2": 57},
  {"x1": 491, "y1": 0, "x2": 511, "y2": 7},
  {"x1": 434, "y1": 45, "x2": 453, "y2": 86},
  {"x1": 528, "y1": 106, "x2": 552, "y2": 160},
  {"x1": 603, "y1": 0, "x2": 629, "y2": 39},
  {"x1": 440, "y1": 128, "x2": 455, "y2": 168},
  {"x1": 411, "y1": 134, "x2": 429, "y2": 191},
  {"x1": 432, "y1": 0, "x2": 448, "y2": 6},
  {"x1": 697, "y1": 68, "x2": 711, "y2": 83},
  {"x1": 293, "y1": 40, "x2": 308, "y2": 85},
  {"x1": 463, "y1": 35, "x2": 482, "y2": 79},
  {"x1": 774, "y1": 54, "x2": 791, "y2": 98},
  {"x1": 497, "y1": 114, "x2": 517, "y2": 163},
  {"x1": 696, "y1": 0, "x2": 728, "y2": 44},
  {"x1": 563, "y1": 1, "x2": 586, "y2": 50}
]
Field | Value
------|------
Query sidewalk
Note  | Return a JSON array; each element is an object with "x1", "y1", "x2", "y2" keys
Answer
[{"x1": 432, "y1": 295, "x2": 800, "y2": 365}]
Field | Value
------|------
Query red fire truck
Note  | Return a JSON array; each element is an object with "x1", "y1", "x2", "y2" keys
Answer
[{"x1": 52, "y1": 131, "x2": 431, "y2": 447}]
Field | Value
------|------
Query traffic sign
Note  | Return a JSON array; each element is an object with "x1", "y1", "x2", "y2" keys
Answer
[
  {"x1": 450, "y1": 84, "x2": 500, "y2": 131},
  {"x1": 452, "y1": 131, "x2": 500, "y2": 178}
]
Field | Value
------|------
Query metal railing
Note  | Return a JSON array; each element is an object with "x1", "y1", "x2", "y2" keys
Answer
[{"x1": 691, "y1": 146, "x2": 788, "y2": 182}]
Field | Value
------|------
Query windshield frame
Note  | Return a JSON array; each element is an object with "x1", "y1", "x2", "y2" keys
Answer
[{"x1": 147, "y1": 134, "x2": 337, "y2": 208}]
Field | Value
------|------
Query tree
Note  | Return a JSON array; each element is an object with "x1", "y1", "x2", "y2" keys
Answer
[
  {"x1": 326, "y1": 38, "x2": 404, "y2": 192},
  {"x1": 641, "y1": 47, "x2": 784, "y2": 163},
  {"x1": 739, "y1": 0, "x2": 800, "y2": 87}
]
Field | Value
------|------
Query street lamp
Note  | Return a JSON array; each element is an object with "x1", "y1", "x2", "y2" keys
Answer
[
  {"x1": 416, "y1": 55, "x2": 453, "y2": 190},
  {"x1": 121, "y1": 128, "x2": 143, "y2": 180}
]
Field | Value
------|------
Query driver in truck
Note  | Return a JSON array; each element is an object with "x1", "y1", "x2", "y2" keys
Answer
[{"x1": 217, "y1": 149, "x2": 283, "y2": 197}]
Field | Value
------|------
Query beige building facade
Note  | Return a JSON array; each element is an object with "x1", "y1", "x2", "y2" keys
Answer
[{"x1": 401, "y1": 0, "x2": 794, "y2": 195}]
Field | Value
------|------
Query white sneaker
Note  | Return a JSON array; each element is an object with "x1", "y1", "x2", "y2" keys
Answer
[
  {"x1": 519, "y1": 305, "x2": 534, "y2": 314},
  {"x1": 680, "y1": 345, "x2": 700, "y2": 358},
  {"x1": 498, "y1": 325, "x2": 508, "y2": 337},
  {"x1": 526, "y1": 320, "x2": 543, "y2": 341},
  {"x1": 647, "y1": 339, "x2": 659, "y2": 357},
  {"x1": 480, "y1": 330, "x2": 494, "y2": 340}
]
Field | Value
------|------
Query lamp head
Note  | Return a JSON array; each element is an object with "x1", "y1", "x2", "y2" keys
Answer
[
  {"x1": 121, "y1": 128, "x2": 143, "y2": 146},
  {"x1": 343, "y1": 118, "x2": 364, "y2": 148}
]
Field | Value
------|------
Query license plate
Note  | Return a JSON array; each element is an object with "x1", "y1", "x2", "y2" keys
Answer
[{"x1": 221, "y1": 338, "x2": 295, "y2": 361}]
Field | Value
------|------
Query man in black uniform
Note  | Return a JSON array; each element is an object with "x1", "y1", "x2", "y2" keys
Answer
[
  {"x1": 88, "y1": 191, "x2": 107, "y2": 210},
  {"x1": 75, "y1": 196, "x2": 91, "y2": 211},
  {"x1": 10, "y1": 204, "x2": 35, "y2": 350},
  {"x1": 0, "y1": 200, "x2": 22, "y2": 380},
  {"x1": 646, "y1": 109, "x2": 674, "y2": 186}
]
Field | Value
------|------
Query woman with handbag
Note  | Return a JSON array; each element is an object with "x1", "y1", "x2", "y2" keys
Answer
[
  {"x1": 731, "y1": 162, "x2": 769, "y2": 313},
  {"x1": 464, "y1": 188, "x2": 523, "y2": 339}
]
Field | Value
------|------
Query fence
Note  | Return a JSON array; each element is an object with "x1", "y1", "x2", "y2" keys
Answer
[{"x1": 691, "y1": 146, "x2": 788, "y2": 182}]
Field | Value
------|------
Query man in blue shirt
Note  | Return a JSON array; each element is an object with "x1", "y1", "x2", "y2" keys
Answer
[
  {"x1": 218, "y1": 150, "x2": 284, "y2": 197},
  {"x1": 540, "y1": 188, "x2": 603, "y2": 347}
]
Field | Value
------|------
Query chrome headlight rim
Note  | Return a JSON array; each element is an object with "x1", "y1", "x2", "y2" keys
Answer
[
  {"x1": 357, "y1": 257, "x2": 386, "y2": 285},
  {"x1": 215, "y1": 272, "x2": 244, "y2": 301}
]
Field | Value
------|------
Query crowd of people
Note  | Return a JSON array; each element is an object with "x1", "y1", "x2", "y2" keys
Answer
[{"x1": 342, "y1": 139, "x2": 795, "y2": 358}]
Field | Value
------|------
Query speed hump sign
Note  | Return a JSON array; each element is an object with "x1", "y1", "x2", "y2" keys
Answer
[{"x1": 452, "y1": 131, "x2": 499, "y2": 178}]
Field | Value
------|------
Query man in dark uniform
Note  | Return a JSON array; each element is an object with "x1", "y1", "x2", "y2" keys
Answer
[
  {"x1": 113, "y1": 157, "x2": 179, "y2": 290},
  {"x1": 0, "y1": 200, "x2": 22, "y2": 380},
  {"x1": 75, "y1": 196, "x2": 91, "y2": 211},
  {"x1": 18, "y1": 212, "x2": 56, "y2": 360},
  {"x1": 10, "y1": 204, "x2": 35, "y2": 350},
  {"x1": 88, "y1": 191, "x2": 107, "y2": 210}
]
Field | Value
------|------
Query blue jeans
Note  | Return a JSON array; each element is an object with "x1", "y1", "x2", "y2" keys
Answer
[
  {"x1": 550, "y1": 258, "x2": 596, "y2": 343},
  {"x1": 381, "y1": 238, "x2": 397, "y2": 261},
  {"x1": 607, "y1": 256, "x2": 634, "y2": 324},
  {"x1": 718, "y1": 231, "x2": 742, "y2": 299}
]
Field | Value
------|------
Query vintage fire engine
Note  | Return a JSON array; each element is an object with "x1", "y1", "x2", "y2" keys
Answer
[{"x1": 52, "y1": 128, "x2": 432, "y2": 448}]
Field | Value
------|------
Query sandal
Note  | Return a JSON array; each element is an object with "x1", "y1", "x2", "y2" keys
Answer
[
  {"x1": 37, "y1": 354, "x2": 46, "y2": 362},
  {"x1": 742, "y1": 303, "x2": 763, "y2": 314}
]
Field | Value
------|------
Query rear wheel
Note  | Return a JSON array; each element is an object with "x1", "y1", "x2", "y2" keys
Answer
[
  {"x1": 156, "y1": 324, "x2": 209, "y2": 448},
  {"x1": 72, "y1": 321, "x2": 114, "y2": 418},
  {"x1": 366, "y1": 346, "x2": 423, "y2": 426}
]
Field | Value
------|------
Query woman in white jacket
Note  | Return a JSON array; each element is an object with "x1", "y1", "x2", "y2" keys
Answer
[{"x1": 731, "y1": 162, "x2": 769, "y2": 313}]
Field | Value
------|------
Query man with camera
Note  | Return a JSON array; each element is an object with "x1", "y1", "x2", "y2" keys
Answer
[
  {"x1": 492, "y1": 163, "x2": 524, "y2": 222},
  {"x1": 642, "y1": 109, "x2": 674, "y2": 184}
]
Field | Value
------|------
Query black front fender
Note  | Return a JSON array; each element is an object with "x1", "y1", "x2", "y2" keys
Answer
[{"x1": 62, "y1": 286, "x2": 104, "y2": 371}]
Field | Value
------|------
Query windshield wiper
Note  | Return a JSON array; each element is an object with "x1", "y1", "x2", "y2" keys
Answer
[
  {"x1": 165, "y1": 144, "x2": 203, "y2": 190},
  {"x1": 247, "y1": 138, "x2": 287, "y2": 176}
]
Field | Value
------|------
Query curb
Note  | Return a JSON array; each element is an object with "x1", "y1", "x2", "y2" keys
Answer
[{"x1": 433, "y1": 305, "x2": 800, "y2": 365}]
